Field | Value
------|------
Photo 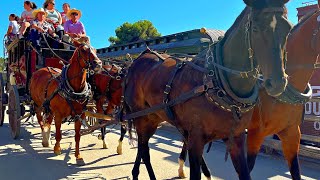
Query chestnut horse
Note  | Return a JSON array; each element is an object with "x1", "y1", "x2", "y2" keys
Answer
[
  {"x1": 89, "y1": 64, "x2": 126, "y2": 154},
  {"x1": 123, "y1": 0, "x2": 291, "y2": 179},
  {"x1": 246, "y1": 6, "x2": 320, "y2": 180},
  {"x1": 29, "y1": 41, "x2": 102, "y2": 164}
]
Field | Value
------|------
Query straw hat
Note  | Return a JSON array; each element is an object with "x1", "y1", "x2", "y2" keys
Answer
[
  {"x1": 66, "y1": 8, "x2": 82, "y2": 19},
  {"x1": 32, "y1": 8, "x2": 48, "y2": 18}
]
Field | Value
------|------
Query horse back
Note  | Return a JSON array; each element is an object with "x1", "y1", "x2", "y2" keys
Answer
[{"x1": 30, "y1": 67, "x2": 61, "y2": 106}]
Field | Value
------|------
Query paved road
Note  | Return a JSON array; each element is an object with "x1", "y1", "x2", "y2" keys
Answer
[{"x1": 0, "y1": 115, "x2": 319, "y2": 180}]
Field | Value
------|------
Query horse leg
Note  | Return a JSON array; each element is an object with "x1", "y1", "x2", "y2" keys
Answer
[
  {"x1": 117, "y1": 123, "x2": 126, "y2": 155},
  {"x1": 226, "y1": 132, "x2": 251, "y2": 180},
  {"x1": 132, "y1": 118, "x2": 158, "y2": 180},
  {"x1": 246, "y1": 130, "x2": 266, "y2": 172},
  {"x1": 100, "y1": 126, "x2": 108, "y2": 149},
  {"x1": 75, "y1": 115, "x2": 85, "y2": 165},
  {"x1": 37, "y1": 112, "x2": 52, "y2": 147},
  {"x1": 201, "y1": 154, "x2": 211, "y2": 179},
  {"x1": 54, "y1": 115, "x2": 62, "y2": 155},
  {"x1": 188, "y1": 134, "x2": 206, "y2": 180},
  {"x1": 178, "y1": 139, "x2": 211, "y2": 179},
  {"x1": 178, "y1": 141, "x2": 187, "y2": 178},
  {"x1": 97, "y1": 99, "x2": 108, "y2": 149},
  {"x1": 277, "y1": 126, "x2": 301, "y2": 180}
]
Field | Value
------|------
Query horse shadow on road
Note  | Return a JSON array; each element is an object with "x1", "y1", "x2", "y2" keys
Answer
[{"x1": 1, "y1": 121, "x2": 319, "y2": 180}]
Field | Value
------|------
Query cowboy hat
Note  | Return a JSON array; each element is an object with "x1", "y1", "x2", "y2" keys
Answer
[
  {"x1": 32, "y1": 8, "x2": 48, "y2": 18},
  {"x1": 66, "y1": 8, "x2": 82, "y2": 19}
]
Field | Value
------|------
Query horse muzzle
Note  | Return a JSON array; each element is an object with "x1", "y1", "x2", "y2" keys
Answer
[
  {"x1": 92, "y1": 59, "x2": 102, "y2": 73},
  {"x1": 264, "y1": 77, "x2": 288, "y2": 97}
]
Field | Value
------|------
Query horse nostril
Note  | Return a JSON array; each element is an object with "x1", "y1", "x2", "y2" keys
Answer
[{"x1": 264, "y1": 78, "x2": 287, "y2": 97}]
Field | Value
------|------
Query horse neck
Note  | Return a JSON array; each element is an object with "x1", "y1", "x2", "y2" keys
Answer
[
  {"x1": 221, "y1": 8, "x2": 256, "y2": 97},
  {"x1": 109, "y1": 81, "x2": 122, "y2": 106},
  {"x1": 286, "y1": 13, "x2": 319, "y2": 92},
  {"x1": 67, "y1": 58, "x2": 87, "y2": 92},
  {"x1": 95, "y1": 74, "x2": 112, "y2": 93}
]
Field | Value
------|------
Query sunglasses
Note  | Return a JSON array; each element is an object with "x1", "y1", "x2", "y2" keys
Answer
[
  {"x1": 50, "y1": 2, "x2": 55, "y2": 5},
  {"x1": 71, "y1": 13, "x2": 78, "y2": 16}
]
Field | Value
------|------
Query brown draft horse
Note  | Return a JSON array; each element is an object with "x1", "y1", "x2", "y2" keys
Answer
[
  {"x1": 89, "y1": 64, "x2": 126, "y2": 153},
  {"x1": 123, "y1": 0, "x2": 291, "y2": 179},
  {"x1": 246, "y1": 5, "x2": 320, "y2": 180},
  {"x1": 178, "y1": 4, "x2": 320, "y2": 180},
  {"x1": 29, "y1": 41, "x2": 102, "y2": 164}
]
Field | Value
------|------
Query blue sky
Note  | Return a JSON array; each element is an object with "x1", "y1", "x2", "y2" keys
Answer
[{"x1": 0, "y1": 0, "x2": 311, "y2": 57}]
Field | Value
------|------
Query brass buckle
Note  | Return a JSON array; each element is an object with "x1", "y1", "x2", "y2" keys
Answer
[
  {"x1": 248, "y1": 48, "x2": 254, "y2": 58},
  {"x1": 240, "y1": 72, "x2": 249, "y2": 78}
]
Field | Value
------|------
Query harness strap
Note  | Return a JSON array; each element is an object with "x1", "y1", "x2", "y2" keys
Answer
[
  {"x1": 286, "y1": 63, "x2": 320, "y2": 69},
  {"x1": 163, "y1": 62, "x2": 185, "y2": 120},
  {"x1": 122, "y1": 81, "x2": 214, "y2": 120}
]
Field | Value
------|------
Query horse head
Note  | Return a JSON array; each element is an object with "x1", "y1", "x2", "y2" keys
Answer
[
  {"x1": 72, "y1": 40, "x2": 102, "y2": 73},
  {"x1": 243, "y1": 0, "x2": 291, "y2": 96}
]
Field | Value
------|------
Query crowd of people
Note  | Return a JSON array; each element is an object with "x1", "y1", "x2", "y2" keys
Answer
[{"x1": 5, "y1": 0, "x2": 88, "y2": 49}]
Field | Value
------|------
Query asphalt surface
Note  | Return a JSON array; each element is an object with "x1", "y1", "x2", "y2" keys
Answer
[{"x1": 0, "y1": 115, "x2": 319, "y2": 180}]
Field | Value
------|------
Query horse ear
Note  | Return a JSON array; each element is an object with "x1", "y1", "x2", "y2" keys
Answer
[
  {"x1": 283, "y1": 0, "x2": 289, "y2": 4},
  {"x1": 73, "y1": 40, "x2": 82, "y2": 47},
  {"x1": 243, "y1": 0, "x2": 254, "y2": 7}
]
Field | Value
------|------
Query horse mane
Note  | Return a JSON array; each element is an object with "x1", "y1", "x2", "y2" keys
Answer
[
  {"x1": 291, "y1": 9, "x2": 319, "y2": 33},
  {"x1": 220, "y1": 7, "x2": 249, "y2": 44}
]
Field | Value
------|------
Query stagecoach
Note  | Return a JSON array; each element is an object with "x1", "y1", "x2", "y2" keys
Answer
[
  {"x1": 0, "y1": 28, "x2": 225, "y2": 139},
  {"x1": 0, "y1": 35, "x2": 75, "y2": 139}
]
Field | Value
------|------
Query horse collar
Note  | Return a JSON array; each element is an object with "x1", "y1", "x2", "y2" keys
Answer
[{"x1": 59, "y1": 65, "x2": 91, "y2": 103}]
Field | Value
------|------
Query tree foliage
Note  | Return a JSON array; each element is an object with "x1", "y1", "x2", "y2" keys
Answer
[
  {"x1": 0, "y1": 58, "x2": 6, "y2": 72},
  {"x1": 108, "y1": 20, "x2": 161, "y2": 45}
]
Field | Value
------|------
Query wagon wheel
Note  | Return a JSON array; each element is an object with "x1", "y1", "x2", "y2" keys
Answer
[
  {"x1": 8, "y1": 85, "x2": 21, "y2": 139},
  {"x1": 0, "y1": 74, "x2": 7, "y2": 126}
]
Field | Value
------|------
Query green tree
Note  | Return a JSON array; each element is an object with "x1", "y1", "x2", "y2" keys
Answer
[
  {"x1": 108, "y1": 20, "x2": 161, "y2": 45},
  {"x1": 0, "y1": 58, "x2": 6, "y2": 72}
]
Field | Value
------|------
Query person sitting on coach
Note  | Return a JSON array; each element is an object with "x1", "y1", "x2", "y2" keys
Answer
[
  {"x1": 6, "y1": 14, "x2": 20, "y2": 44},
  {"x1": 29, "y1": 8, "x2": 59, "y2": 49},
  {"x1": 62, "y1": 8, "x2": 89, "y2": 49},
  {"x1": 43, "y1": 0, "x2": 64, "y2": 39}
]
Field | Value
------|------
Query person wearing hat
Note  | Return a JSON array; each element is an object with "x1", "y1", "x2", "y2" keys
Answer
[
  {"x1": 29, "y1": 8, "x2": 58, "y2": 49},
  {"x1": 63, "y1": 8, "x2": 89, "y2": 48}
]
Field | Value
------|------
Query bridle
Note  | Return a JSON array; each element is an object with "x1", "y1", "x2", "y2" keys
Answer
[
  {"x1": 76, "y1": 44, "x2": 99, "y2": 75},
  {"x1": 285, "y1": 9, "x2": 320, "y2": 70},
  {"x1": 205, "y1": 7, "x2": 286, "y2": 80}
]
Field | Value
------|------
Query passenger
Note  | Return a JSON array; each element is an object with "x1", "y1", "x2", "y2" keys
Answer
[
  {"x1": 61, "y1": 3, "x2": 70, "y2": 25},
  {"x1": 6, "y1": 14, "x2": 20, "y2": 42},
  {"x1": 43, "y1": 0, "x2": 64, "y2": 38},
  {"x1": 63, "y1": 8, "x2": 89, "y2": 48},
  {"x1": 29, "y1": 8, "x2": 58, "y2": 49},
  {"x1": 19, "y1": 1, "x2": 37, "y2": 39}
]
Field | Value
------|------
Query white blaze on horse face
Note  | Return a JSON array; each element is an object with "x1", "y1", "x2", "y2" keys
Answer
[{"x1": 270, "y1": 15, "x2": 277, "y2": 32}]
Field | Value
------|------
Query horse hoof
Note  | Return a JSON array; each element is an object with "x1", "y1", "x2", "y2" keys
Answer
[
  {"x1": 102, "y1": 143, "x2": 108, "y2": 149},
  {"x1": 76, "y1": 158, "x2": 85, "y2": 166},
  {"x1": 54, "y1": 150, "x2": 62, "y2": 155},
  {"x1": 117, "y1": 145, "x2": 122, "y2": 155},
  {"x1": 42, "y1": 141, "x2": 50, "y2": 147},
  {"x1": 178, "y1": 169, "x2": 186, "y2": 179}
]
